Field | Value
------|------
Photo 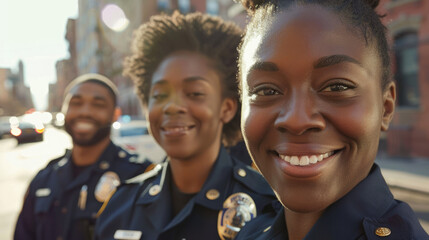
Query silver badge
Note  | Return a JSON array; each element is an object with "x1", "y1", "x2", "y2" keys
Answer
[
  {"x1": 95, "y1": 171, "x2": 120, "y2": 202},
  {"x1": 217, "y1": 192, "x2": 257, "y2": 240}
]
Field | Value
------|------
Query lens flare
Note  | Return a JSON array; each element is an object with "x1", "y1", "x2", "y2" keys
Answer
[{"x1": 101, "y1": 4, "x2": 129, "y2": 32}]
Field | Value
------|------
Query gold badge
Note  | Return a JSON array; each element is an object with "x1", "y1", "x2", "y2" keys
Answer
[
  {"x1": 206, "y1": 189, "x2": 220, "y2": 200},
  {"x1": 375, "y1": 227, "x2": 391, "y2": 237},
  {"x1": 217, "y1": 192, "x2": 257, "y2": 240},
  {"x1": 95, "y1": 171, "x2": 120, "y2": 202}
]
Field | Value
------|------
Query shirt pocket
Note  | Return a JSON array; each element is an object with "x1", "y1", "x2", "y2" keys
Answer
[{"x1": 34, "y1": 194, "x2": 54, "y2": 215}]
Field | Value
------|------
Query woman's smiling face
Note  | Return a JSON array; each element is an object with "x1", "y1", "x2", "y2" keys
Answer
[
  {"x1": 240, "y1": 5, "x2": 395, "y2": 213},
  {"x1": 147, "y1": 51, "x2": 235, "y2": 161}
]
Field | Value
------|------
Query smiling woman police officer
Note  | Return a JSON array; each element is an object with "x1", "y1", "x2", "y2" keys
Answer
[
  {"x1": 14, "y1": 74, "x2": 152, "y2": 240},
  {"x1": 94, "y1": 11, "x2": 276, "y2": 240},
  {"x1": 235, "y1": 0, "x2": 429, "y2": 239}
]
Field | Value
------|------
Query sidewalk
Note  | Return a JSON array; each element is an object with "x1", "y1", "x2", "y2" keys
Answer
[{"x1": 376, "y1": 155, "x2": 429, "y2": 195}]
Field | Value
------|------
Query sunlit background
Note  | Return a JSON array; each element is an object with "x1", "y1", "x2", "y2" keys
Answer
[{"x1": 0, "y1": 0, "x2": 78, "y2": 111}]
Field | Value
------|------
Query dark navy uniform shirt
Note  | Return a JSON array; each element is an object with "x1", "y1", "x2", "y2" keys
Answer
[
  {"x1": 236, "y1": 164, "x2": 429, "y2": 240},
  {"x1": 95, "y1": 146, "x2": 277, "y2": 240},
  {"x1": 14, "y1": 141, "x2": 153, "y2": 240}
]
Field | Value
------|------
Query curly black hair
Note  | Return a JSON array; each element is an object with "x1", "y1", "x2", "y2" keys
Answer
[
  {"x1": 239, "y1": 0, "x2": 392, "y2": 91},
  {"x1": 124, "y1": 11, "x2": 243, "y2": 146}
]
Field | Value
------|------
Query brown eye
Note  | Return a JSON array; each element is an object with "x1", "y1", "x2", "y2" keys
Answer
[
  {"x1": 322, "y1": 82, "x2": 355, "y2": 92},
  {"x1": 255, "y1": 88, "x2": 279, "y2": 96},
  {"x1": 152, "y1": 93, "x2": 168, "y2": 100},
  {"x1": 329, "y1": 84, "x2": 349, "y2": 92}
]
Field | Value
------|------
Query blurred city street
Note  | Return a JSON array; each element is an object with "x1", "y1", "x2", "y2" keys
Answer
[
  {"x1": 0, "y1": 126, "x2": 72, "y2": 240},
  {"x1": 0, "y1": 126, "x2": 428, "y2": 239}
]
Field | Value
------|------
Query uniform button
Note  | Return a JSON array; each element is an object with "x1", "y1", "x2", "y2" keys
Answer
[
  {"x1": 206, "y1": 189, "x2": 220, "y2": 200},
  {"x1": 118, "y1": 151, "x2": 127, "y2": 158},
  {"x1": 54, "y1": 200, "x2": 60, "y2": 206},
  {"x1": 375, "y1": 227, "x2": 391, "y2": 237},
  {"x1": 61, "y1": 207, "x2": 67, "y2": 214},
  {"x1": 57, "y1": 237, "x2": 63, "y2": 240},
  {"x1": 149, "y1": 185, "x2": 161, "y2": 196},
  {"x1": 238, "y1": 168, "x2": 246, "y2": 177},
  {"x1": 99, "y1": 161, "x2": 110, "y2": 170}
]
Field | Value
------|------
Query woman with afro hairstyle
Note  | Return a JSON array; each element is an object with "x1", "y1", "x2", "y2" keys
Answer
[
  {"x1": 94, "y1": 11, "x2": 276, "y2": 240},
  {"x1": 235, "y1": 0, "x2": 429, "y2": 239}
]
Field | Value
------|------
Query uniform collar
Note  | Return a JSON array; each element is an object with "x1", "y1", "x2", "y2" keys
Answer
[
  {"x1": 306, "y1": 164, "x2": 394, "y2": 239},
  {"x1": 55, "y1": 141, "x2": 120, "y2": 190},
  {"x1": 265, "y1": 164, "x2": 395, "y2": 239},
  {"x1": 137, "y1": 146, "x2": 232, "y2": 207},
  {"x1": 193, "y1": 146, "x2": 233, "y2": 210},
  {"x1": 135, "y1": 146, "x2": 234, "y2": 231}
]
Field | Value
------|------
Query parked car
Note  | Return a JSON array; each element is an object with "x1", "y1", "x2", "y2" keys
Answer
[
  {"x1": 10, "y1": 120, "x2": 45, "y2": 144},
  {"x1": 0, "y1": 121, "x2": 12, "y2": 139},
  {"x1": 111, "y1": 120, "x2": 165, "y2": 163}
]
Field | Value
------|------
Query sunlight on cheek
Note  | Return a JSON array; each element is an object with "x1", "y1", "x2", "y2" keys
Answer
[{"x1": 240, "y1": 95, "x2": 251, "y2": 129}]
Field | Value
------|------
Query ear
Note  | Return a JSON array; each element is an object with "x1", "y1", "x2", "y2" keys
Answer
[
  {"x1": 113, "y1": 107, "x2": 122, "y2": 122},
  {"x1": 220, "y1": 98, "x2": 238, "y2": 124},
  {"x1": 381, "y1": 82, "x2": 396, "y2": 131}
]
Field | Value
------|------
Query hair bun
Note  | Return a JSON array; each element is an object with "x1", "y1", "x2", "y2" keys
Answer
[
  {"x1": 363, "y1": 0, "x2": 380, "y2": 9},
  {"x1": 238, "y1": 0, "x2": 266, "y2": 13}
]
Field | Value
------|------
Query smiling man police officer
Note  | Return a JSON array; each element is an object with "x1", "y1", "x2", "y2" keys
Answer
[{"x1": 14, "y1": 73, "x2": 153, "y2": 240}]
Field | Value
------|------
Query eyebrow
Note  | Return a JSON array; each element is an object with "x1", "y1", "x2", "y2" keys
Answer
[
  {"x1": 248, "y1": 61, "x2": 279, "y2": 73},
  {"x1": 152, "y1": 76, "x2": 209, "y2": 85},
  {"x1": 247, "y1": 55, "x2": 362, "y2": 74},
  {"x1": 183, "y1": 76, "x2": 208, "y2": 83},
  {"x1": 70, "y1": 94, "x2": 108, "y2": 102},
  {"x1": 314, "y1": 55, "x2": 362, "y2": 68}
]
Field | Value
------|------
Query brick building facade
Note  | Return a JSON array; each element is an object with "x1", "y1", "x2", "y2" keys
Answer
[{"x1": 379, "y1": 0, "x2": 429, "y2": 157}]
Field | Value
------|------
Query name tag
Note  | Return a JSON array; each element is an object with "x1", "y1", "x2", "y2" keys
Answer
[
  {"x1": 114, "y1": 230, "x2": 142, "y2": 240},
  {"x1": 35, "y1": 188, "x2": 51, "y2": 197}
]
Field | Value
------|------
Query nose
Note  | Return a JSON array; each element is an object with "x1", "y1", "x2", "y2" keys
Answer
[
  {"x1": 77, "y1": 103, "x2": 92, "y2": 117},
  {"x1": 163, "y1": 94, "x2": 187, "y2": 115},
  {"x1": 274, "y1": 91, "x2": 325, "y2": 135}
]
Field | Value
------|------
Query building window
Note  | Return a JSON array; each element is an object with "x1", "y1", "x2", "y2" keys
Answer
[
  {"x1": 394, "y1": 32, "x2": 420, "y2": 107},
  {"x1": 206, "y1": 0, "x2": 219, "y2": 15},
  {"x1": 178, "y1": 0, "x2": 190, "y2": 13}
]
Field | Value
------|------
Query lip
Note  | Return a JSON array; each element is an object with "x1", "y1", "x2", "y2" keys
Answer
[
  {"x1": 272, "y1": 146, "x2": 343, "y2": 179},
  {"x1": 161, "y1": 123, "x2": 195, "y2": 137}
]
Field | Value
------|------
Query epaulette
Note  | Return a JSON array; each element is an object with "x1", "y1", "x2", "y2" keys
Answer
[
  {"x1": 46, "y1": 149, "x2": 71, "y2": 168},
  {"x1": 232, "y1": 164, "x2": 275, "y2": 196},
  {"x1": 125, "y1": 163, "x2": 164, "y2": 184}
]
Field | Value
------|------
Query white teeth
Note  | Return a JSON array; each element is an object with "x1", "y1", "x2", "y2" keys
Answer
[
  {"x1": 75, "y1": 122, "x2": 94, "y2": 130},
  {"x1": 309, "y1": 155, "x2": 318, "y2": 164},
  {"x1": 290, "y1": 156, "x2": 299, "y2": 165},
  {"x1": 282, "y1": 155, "x2": 290, "y2": 162},
  {"x1": 280, "y1": 151, "x2": 335, "y2": 166},
  {"x1": 164, "y1": 127, "x2": 190, "y2": 133},
  {"x1": 299, "y1": 156, "x2": 309, "y2": 166}
]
